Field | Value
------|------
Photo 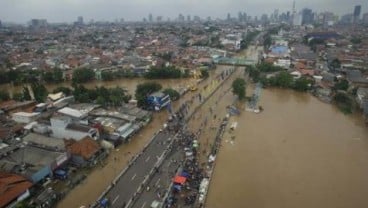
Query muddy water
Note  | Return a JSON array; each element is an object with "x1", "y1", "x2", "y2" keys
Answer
[
  {"x1": 206, "y1": 88, "x2": 368, "y2": 208},
  {"x1": 0, "y1": 77, "x2": 191, "y2": 96}
]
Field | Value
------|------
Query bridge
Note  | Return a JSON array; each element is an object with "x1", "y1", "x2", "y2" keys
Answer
[
  {"x1": 246, "y1": 82, "x2": 262, "y2": 111},
  {"x1": 213, "y1": 57, "x2": 257, "y2": 66}
]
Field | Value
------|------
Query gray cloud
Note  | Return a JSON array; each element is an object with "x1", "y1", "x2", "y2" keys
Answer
[{"x1": 0, "y1": 0, "x2": 367, "y2": 23}]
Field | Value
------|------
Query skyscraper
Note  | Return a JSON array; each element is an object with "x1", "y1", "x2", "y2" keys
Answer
[
  {"x1": 301, "y1": 8, "x2": 314, "y2": 25},
  {"x1": 148, "y1": 13, "x2": 153, "y2": 22},
  {"x1": 77, "y1": 16, "x2": 84, "y2": 25},
  {"x1": 353, "y1": 5, "x2": 361, "y2": 22},
  {"x1": 227, "y1": 13, "x2": 231, "y2": 21}
]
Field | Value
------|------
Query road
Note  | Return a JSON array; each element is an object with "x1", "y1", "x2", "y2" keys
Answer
[
  {"x1": 103, "y1": 131, "x2": 173, "y2": 208},
  {"x1": 132, "y1": 148, "x2": 183, "y2": 208},
  {"x1": 99, "y1": 66, "x2": 235, "y2": 208}
]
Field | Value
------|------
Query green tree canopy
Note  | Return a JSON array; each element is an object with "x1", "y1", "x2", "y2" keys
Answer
[
  {"x1": 293, "y1": 77, "x2": 312, "y2": 92},
  {"x1": 72, "y1": 68, "x2": 95, "y2": 83},
  {"x1": 53, "y1": 86, "x2": 73, "y2": 96},
  {"x1": 232, "y1": 78, "x2": 246, "y2": 100},
  {"x1": 163, "y1": 88, "x2": 180, "y2": 101},
  {"x1": 200, "y1": 69, "x2": 209, "y2": 79},
  {"x1": 0, "y1": 91, "x2": 10, "y2": 101},
  {"x1": 333, "y1": 79, "x2": 349, "y2": 91},
  {"x1": 144, "y1": 66, "x2": 183, "y2": 79},
  {"x1": 31, "y1": 83, "x2": 48, "y2": 102},
  {"x1": 135, "y1": 82, "x2": 162, "y2": 107}
]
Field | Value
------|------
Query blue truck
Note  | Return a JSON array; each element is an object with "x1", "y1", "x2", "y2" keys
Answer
[{"x1": 146, "y1": 92, "x2": 171, "y2": 111}]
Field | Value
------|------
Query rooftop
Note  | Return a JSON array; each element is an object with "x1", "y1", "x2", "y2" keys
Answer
[
  {"x1": 22, "y1": 133, "x2": 65, "y2": 151},
  {"x1": 0, "y1": 173, "x2": 33, "y2": 208}
]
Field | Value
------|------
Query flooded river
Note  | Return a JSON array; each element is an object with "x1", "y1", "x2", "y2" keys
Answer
[
  {"x1": 0, "y1": 77, "x2": 191, "y2": 96},
  {"x1": 206, "y1": 88, "x2": 368, "y2": 208}
]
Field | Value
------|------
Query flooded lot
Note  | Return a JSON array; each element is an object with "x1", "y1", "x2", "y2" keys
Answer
[{"x1": 206, "y1": 88, "x2": 368, "y2": 208}]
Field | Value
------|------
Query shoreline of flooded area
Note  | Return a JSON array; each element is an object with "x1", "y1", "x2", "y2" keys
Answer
[{"x1": 206, "y1": 88, "x2": 368, "y2": 208}]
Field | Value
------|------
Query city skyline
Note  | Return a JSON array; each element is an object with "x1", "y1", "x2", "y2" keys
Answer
[{"x1": 0, "y1": 0, "x2": 367, "y2": 23}]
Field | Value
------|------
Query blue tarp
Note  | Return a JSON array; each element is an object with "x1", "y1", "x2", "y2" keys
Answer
[
  {"x1": 100, "y1": 198, "x2": 109, "y2": 207},
  {"x1": 180, "y1": 171, "x2": 190, "y2": 178},
  {"x1": 173, "y1": 184, "x2": 182, "y2": 191}
]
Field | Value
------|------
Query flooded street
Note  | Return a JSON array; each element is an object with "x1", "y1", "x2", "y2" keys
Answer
[
  {"x1": 56, "y1": 66, "x2": 230, "y2": 207},
  {"x1": 206, "y1": 88, "x2": 368, "y2": 208}
]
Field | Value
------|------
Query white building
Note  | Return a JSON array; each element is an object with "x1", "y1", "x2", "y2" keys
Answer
[
  {"x1": 12, "y1": 112, "x2": 40, "y2": 124},
  {"x1": 50, "y1": 116, "x2": 99, "y2": 141}
]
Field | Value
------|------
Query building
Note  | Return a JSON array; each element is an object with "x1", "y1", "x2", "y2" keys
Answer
[
  {"x1": 50, "y1": 116, "x2": 99, "y2": 141},
  {"x1": 0, "y1": 173, "x2": 33, "y2": 208},
  {"x1": 341, "y1": 13, "x2": 353, "y2": 24},
  {"x1": 301, "y1": 8, "x2": 314, "y2": 25},
  {"x1": 146, "y1": 92, "x2": 171, "y2": 111},
  {"x1": 30, "y1": 19, "x2": 47, "y2": 28},
  {"x1": 148, "y1": 13, "x2": 153, "y2": 22},
  {"x1": 77, "y1": 16, "x2": 84, "y2": 25},
  {"x1": 22, "y1": 133, "x2": 66, "y2": 152},
  {"x1": 353, "y1": 5, "x2": 361, "y2": 22},
  {"x1": 12, "y1": 112, "x2": 40, "y2": 124},
  {"x1": 64, "y1": 136, "x2": 104, "y2": 167},
  {"x1": 363, "y1": 13, "x2": 368, "y2": 24},
  {"x1": 0, "y1": 145, "x2": 69, "y2": 183}
]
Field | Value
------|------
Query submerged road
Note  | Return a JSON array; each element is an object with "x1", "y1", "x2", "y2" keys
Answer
[{"x1": 103, "y1": 131, "x2": 173, "y2": 208}]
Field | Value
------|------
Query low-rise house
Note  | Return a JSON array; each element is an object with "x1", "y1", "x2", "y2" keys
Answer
[
  {"x1": 12, "y1": 112, "x2": 40, "y2": 124},
  {"x1": 346, "y1": 70, "x2": 368, "y2": 87},
  {"x1": 0, "y1": 100, "x2": 36, "y2": 115},
  {"x1": 65, "y1": 136, "x2": 105, "y2": 167},
  {"x1": 50, "y1": 116, "x2": 99, "y2": 140},
  {"x1": 356, "y1": 88, "x2": 368, "y2": 108},
  {"x1": 0, "y1": 173, "x2": 33, "y2": 208},
  {"x1": 0, "y1": 145, "x2": 69, "y2": 183},
  {"x1": 22, "y1": 133, "x2": 65, "y2": 152}
]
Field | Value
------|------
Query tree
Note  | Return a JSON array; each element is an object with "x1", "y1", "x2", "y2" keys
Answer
[
  {"x1": 293, "y1": 77, "x2": 311, "y2": 91},
  {"x1": 13, "y1": 92, "x2": 24, "y2": 101},
  {"x1": 200, "y1": 69, "x2": 209, "y2": 79},
  {"x1": 109, "y1": 86, "x2": 130, "y2": 106},
  {"x1": 257, "y1": 62, "x2": 283, "y2": 72},
  {"x1": 232, "y1": 78, "x2": 246, "y2": 100},
  {"x1": 0, "y1": 91, "x2": 10, "y2": 101},
  {"x1": 274, "y1": 71, "x2": 293, "y2": 88},
  {"x1": 53, "y1": 86, "x2": 72, "y2": 96},
  {"x1": 330, "y1": 58, "x2": 341, "y2": 69},
  {"x1": 144, "y1": 66, "x2": 183, "y2": 79},
  {"x1": 333, "y1": 79, "x2": 349, "y2": 91},
  {"x1": 73, "y1": 84, "x2": 91, "y2": 103},
  {"x1": 334, "y1": 92, "x2": 353, "y2": 114},
  {"x1": 101, "y1": 71, "x2": 114, "y2": 81},
  {"x1": 31, "y1": 83, "x2": 48, "y2": 102},
  {"x1": 247, "y1": 66, "x2": 260, "y2": 82},
  {"x1": 135, "y1": 82, "x2": 162, "y2": 108},
  {"x1": 43, "y1": 71, "x2": 54, "y2": 83},
  {"x1": 163, "y1": 88, "x2": 180, "y2": 101},
  {"x1": 53, "y1": 69, "x2": 63, "y2": 83},
  {"x1": 351, "y1": 37, "x2": 362, "y2": 44},
  {"x1": 21, "y1": 86, "x2": 32, "y2": 101},
  {"x1": 72, "y1": 68, "x2": 95, "y2": 83}
]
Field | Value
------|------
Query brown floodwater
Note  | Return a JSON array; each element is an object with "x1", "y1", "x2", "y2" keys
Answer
[
  {"x1": 0, "y1": 77, "x2": 191, "y2": 97},
  {"x1": 206, "y1": 88, "x2": 368, "y2": 208}
]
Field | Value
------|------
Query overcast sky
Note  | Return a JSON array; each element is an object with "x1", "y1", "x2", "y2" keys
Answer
[{"x1": 0, "y1": 0, "x2": 367, "y2": 23}]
